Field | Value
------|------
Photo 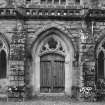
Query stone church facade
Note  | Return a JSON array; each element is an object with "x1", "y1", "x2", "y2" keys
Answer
[{"x1": 0, "y1": 0, "x2": 104, "y2": 101}]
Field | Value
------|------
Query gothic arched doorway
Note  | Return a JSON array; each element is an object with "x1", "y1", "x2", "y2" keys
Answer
[
  {"x1": 32, "y1": 28, "x2": 74, "y2": 96},
  {"x1": 97, "y1": 41, "x2": 105, "y2": 80},
  {"x1": 40, "y1": 37, "x2": 65, "y2": 93},
  {"x1": 0, "y1": 38, "x2": 8, "y2": 79}
]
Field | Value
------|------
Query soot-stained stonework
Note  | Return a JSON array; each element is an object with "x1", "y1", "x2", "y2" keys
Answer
[{"x1": 0, "y1": 0, "x2": 105, "y2": 102}]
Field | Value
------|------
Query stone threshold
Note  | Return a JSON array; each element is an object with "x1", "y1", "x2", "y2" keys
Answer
[{"x1": 39, "y1": 93, "x2": 65, "y2": 96}]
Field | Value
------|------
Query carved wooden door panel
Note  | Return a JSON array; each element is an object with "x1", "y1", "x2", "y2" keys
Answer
[
  {"x1": 52, "y1": 60, "x2": 65, "y2": 93},
  {"x1": 40, "y1": 53, "x2": 65, "y2": 93},
  {"x1": 40, "y1": 61, "x2": 51, "y2": 92}
]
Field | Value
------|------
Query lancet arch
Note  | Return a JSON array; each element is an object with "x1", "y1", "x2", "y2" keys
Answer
[{"x1": 31, "y1": 28, "x2": 75, "y2": 96}]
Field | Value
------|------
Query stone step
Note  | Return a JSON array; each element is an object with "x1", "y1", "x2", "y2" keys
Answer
[{"x1": 25, "y1": 94, "x2": 78, "y2": 102}]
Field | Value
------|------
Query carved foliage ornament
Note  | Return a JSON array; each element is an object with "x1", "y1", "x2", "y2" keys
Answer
[{"x1": 40, "y1": 37, "x2": 65, "y2": 55}]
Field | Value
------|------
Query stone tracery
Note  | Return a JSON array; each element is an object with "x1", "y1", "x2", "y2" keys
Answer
[{"x1": 40, "y1": 37, "x2": 65, "y2": 55}]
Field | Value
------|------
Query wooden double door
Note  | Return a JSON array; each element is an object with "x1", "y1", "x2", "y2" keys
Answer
[{"x1": 40, "y1": 53, "x2": 65, "y2": 93}]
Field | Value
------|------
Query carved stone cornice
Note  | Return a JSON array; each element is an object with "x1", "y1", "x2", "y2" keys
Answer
[
  {"x1": 0, "y1": 8, "x2": 82, "y2": 20},
  {"x1": 86, "y1": 9, "x2": 105, "y2": 21},
  {"x1": 0, "y1": 8, "x2": 105, "y2": 21}
]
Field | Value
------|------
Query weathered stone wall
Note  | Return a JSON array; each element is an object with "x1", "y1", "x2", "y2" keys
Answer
[
  {"x1": 79, "y1": 20, "x2": 95, "y2": 88},
  {"x1": 1, "y1": 0, "x2": 105, "y2": 9},
  {"x1": 0, "y1": 20, "x2": 16, "y2": 42},
  {"x1": 0, "y1": 18, "x2": 104, "y2": 98},
  {"x1": 79, "y1": 20, "x2": 105, "y2": 88},
  {"x1": 25, "y1": 20, "x2": 83, "y2": 97},
  {"x1": 0, "y1": 20, "x2": 16, "y2": 95},
  {"x1": 0, "y1": 0, "x2": 104, "y2": 101}
]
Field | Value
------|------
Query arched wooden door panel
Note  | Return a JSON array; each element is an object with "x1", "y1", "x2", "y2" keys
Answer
[{"x1": 40, "y1": 53, "x2": 65, "y2": 93}]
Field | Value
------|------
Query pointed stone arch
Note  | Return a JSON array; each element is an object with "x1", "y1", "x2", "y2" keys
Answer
[
  {"x1": 34, "y1": 23, "x2": 73, "y2": 38},
  {"x1": 0, "y1": 33, "x2": 9, "y2": 80},
  {"x1": 0, "y1": 33, "x2": 9, "y2": 53},
  {"x1": 31, "y1": 27, "x2": 75, "y2": 96},
  {"x1": 31, "y1": 27, "x2": 76, "y2": 52},
  {"x1": 96, "y1": 36, "x2": 105, "y2": 83}
]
